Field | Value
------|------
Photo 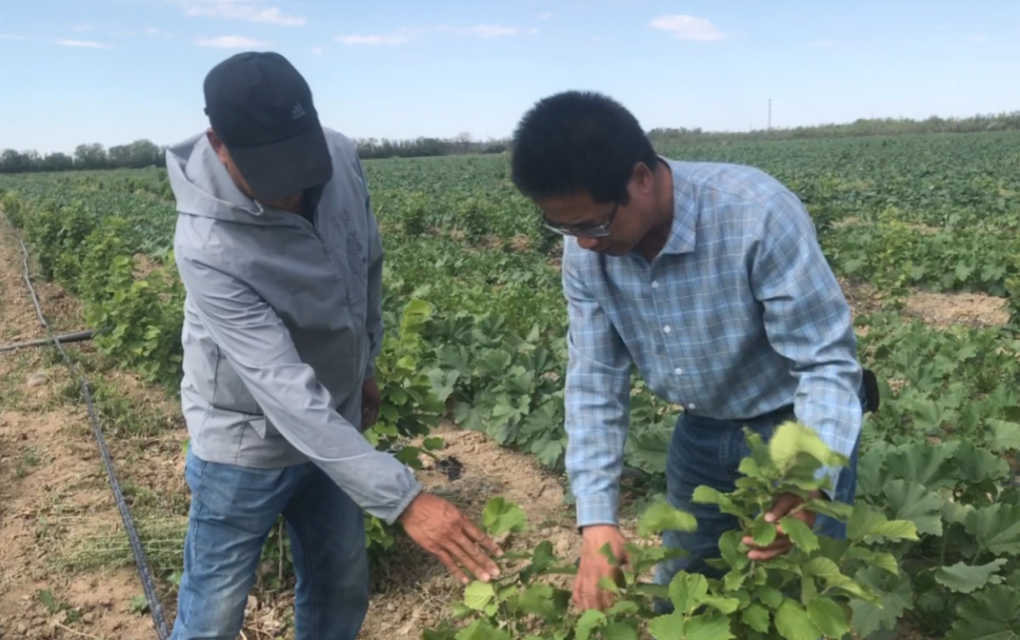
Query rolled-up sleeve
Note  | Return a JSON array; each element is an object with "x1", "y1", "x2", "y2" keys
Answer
[
  {"x1": 176, "y1": 247, "x2": 422, "y2": 524},
  {"x1": 562, "y1": 244, "x2": 633, "y2": 528},
  {"x1": 749, "y1": 191, "x2": 863, "y2": 495}
]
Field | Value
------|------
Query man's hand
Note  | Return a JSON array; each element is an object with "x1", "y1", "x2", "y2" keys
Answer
[
  {"x1": 574, "y1": 525, "x2": 628, "y2": 611},
  {"x1": 743, "y1": 490, "x2": 823, "y2": 561},
  {"x1": 361, "y1": 378, "x2": 381, "y2": 431},
  {"x1": 399, "y1": 492, "x2": 503, "y2": 585}
]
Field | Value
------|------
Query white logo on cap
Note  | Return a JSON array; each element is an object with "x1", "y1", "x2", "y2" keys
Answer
[{"x1": 292, "y1": 102, "x2": 307, "y2": 120}]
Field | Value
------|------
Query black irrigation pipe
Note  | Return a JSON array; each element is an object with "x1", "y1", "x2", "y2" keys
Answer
[
  {"x1": 17, "y1": 237, "x2": 170, "y2": 640},
  {"x1": 0, "y1": 329, "x2": 95, "y2": 354}
]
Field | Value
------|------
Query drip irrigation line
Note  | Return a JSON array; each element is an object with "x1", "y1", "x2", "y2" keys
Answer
[
  {"x1": 0, "y1": 330, "x2": 95, "y2": 354},
  {"x1": 17, "y1": 237, "x2": 170, "y2": 640}
]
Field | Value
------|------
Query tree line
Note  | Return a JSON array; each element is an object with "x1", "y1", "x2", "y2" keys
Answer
[{"x1": 4, "y1": 110, "x2": 1020, "y2": 174}]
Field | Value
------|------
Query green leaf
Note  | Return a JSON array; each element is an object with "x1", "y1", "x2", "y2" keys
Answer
[
  {"x1": 850, "y1": 568, "x2": 913, "y2": 637},
  {"x1": 455, "y1": 620, "x2": 511, "y2": 640},
  {"x1": 423, "y1": 437, "x2": 444, "y2": 451},
  {"x1": 701, "y1": 596, "x2": 741, "y2": 615},
  {"x1": 605, "y1": 600, "x2": 639, "y2": 616},
  {"x1": 844, "y1": 548, "x2": 900, "y2": 575},
  {"x1": 848, "y1": 504, "x2": 919, "y2": 542},
  {"x1": 774, "y1": 599, "x2": 822, "y2": 640},
  {"x1": 129, "y1": 594, "x2": 149, "y2": 614},
  {"x1": 669, "y1": 572, "x2": 709, "y2": 613},
  {"x1": 638, "y1": 501, "x2": 698, "y2": 538},
  {"x1": 757, "y1": 585, "x2": 785, "y2": 610},
  {"x1": 463, "y1": 581, "x2": 495, "y2": 611},
  {"x1": 885, "y1": 441, "x2": 957, "y2": 489},
  {"x1": 648, "y1": 613, "x2": 686, "y2": 640},
  {"x1": 945, "y1": 586, "x2": 1020, "y2": 640},
  {"x1": 718, "y1": 530, "x2": 748, "y2": 570},
  {"x1": 806, "y1": 597, "x2": 850, "y2": 639},
  {"x1": 768, "y1": 422, "x2": 844, "y2": 474},
  {"x1": 779, "y1": 516, "x2": 819, "y2": 553},
  {"x1": 520, "y1": 583, "x2": 565, "y2": 620},
  {"x1": 742, "y1": 603, "x2": 771, "y2": 633},
  {"x1": 753, "y1": 518, "x2": 778, "y2": 547},
  {"x1": 882, "y1": 479, "x2": 944, "y2": 537},
  {"x1": 935, "y1": 559, "x2": 1008, "y2": 594},
  {"x1": 575, "y1": 609, "x2": 606, "y2": 640},
  {"x1": 602, "y1": 621, "x2": 638, "y2": 640},
  {"x1": 684, "y1": 612, "x2": 734, "y2": 640},
  {"x1": 597, "y1": 577, "x2": 620, "y2": 595},
  {"x1": 987, "y1": 420, "x2": 1020, "y2": 453},
  {"x1": 965, "y1": 504, "x2": 1020, "y2": 556},
  {"x1": 482, "y1": 497, "x2": 527, "y2": 536},
  {"x1": 955, "y1": 442, "x2": 1012, "y2": 484}
]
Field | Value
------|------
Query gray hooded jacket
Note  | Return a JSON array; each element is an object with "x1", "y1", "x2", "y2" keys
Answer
[{"x1": 167, "y1": 128, "x2": 423, "y2": 524}]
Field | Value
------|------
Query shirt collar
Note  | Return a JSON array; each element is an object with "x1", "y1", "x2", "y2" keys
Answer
[{"x1": 660, "y1": 158, "x2": 698, "y2": 255}]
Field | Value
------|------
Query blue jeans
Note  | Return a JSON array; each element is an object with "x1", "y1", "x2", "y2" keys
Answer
[
  {"x1": 170, "y1": 450, "x2": 368, "y2": 640},
  {"x1": 653, "y1": 403, "x2": 862, "y2": 613}
]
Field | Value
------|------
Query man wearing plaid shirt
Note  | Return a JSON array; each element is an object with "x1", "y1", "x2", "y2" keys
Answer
[{"x1": 509, "y1": 91, "x2": 869, "y2": 613}]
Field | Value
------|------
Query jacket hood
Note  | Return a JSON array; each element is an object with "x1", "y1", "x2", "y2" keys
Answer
[{"x1": 166, "y1": 133, "x2": 296, "y2": 227}]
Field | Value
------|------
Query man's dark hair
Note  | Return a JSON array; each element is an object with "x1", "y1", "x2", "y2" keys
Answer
[{"x1": 510, "y1": 90, "x2": 659, "y2": 204}]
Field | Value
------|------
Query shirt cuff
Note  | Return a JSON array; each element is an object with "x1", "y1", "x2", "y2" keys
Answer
[
  {"x1": 575, "y1": 492, "x2": 620, "y2": 529},
  {"x1": 364, "y1": 361, "x2": 376, "y2": 381}
]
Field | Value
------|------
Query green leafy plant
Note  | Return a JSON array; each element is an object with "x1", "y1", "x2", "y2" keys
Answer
[{"x1": 423, "y1": 423, "x2": 918, "y2": 640}]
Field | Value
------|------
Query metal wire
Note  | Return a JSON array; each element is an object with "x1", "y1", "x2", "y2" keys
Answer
[{"x1": 17, "y1": 238, "x2": 170, "y2": 640}]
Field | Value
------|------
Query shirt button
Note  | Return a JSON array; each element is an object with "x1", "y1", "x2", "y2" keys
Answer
[
  {"x1": 651, "y1": 281, "x2": 660, "y2": 289},
  {"x1": 674, "y1": 368, "x2": 683, "y2": 375},
  {"x1": 688, "y1": 403, "x2": 697, "y2": 410},
  {"x1": 663, "y1": 325, "x2": 672, "y2": 334}
]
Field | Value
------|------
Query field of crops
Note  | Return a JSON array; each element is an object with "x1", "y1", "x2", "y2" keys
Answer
[{"x1": 2, "y1": 131, "x2": 1020, "y2": 640}]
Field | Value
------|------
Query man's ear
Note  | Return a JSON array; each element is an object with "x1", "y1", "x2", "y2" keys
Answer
[{"x1": 206, "y1": 129, "x2": 229, "y2": 164}]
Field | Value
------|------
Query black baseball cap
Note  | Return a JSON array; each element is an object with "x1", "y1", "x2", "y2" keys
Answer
[{"x1": 203, "y1": 51, "x2": 332, "y2": 202}]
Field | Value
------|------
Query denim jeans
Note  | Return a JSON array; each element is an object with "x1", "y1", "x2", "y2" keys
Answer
[
  {"x1": 170, "y1": 450, "x2": 369, "y2": 640},
  {"x1": 653, "y1": 399, "x2": 863, "y2": 614}
]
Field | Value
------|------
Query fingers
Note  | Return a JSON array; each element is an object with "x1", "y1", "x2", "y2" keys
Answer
[
  {"x1": 435, "y1": 548, "x2": 470, "y2": 585},
  {"x1": 764, "y1": 492, "x2": 802, "y2": 523},
  {"x1": 449, "y1": 531, "x2": 498, "y2": 581},
  {"x1": 462, "y1": 519, "x2": 504, "y2": 558}
]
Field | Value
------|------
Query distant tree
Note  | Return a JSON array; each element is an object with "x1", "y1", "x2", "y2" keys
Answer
[
  {"x1": 0, "y1": 149, "x2": 31, "y2": 173},
  {"x1": 40, "y1": 152, "x2": 74, "y2": 172},
  {"x1": 74, "y1": 143, "x2": 107, "y2": 170}
]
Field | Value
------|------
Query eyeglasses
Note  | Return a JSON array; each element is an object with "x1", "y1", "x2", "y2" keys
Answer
[{"x1": 541, "y1": 199, "x2": 621, "y2": 238}]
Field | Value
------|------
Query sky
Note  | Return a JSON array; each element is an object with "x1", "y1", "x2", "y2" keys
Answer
[{"x1": 1, "y1": 0, "x2": 1019, "y2": 154}]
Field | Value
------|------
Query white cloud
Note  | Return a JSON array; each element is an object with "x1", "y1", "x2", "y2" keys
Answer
[
  {"x1": 145, "y1": 27, "x2": 162, "y2": 35},
  {"x1": 466, "y1": 25, "x2": 521, "y2": 38},
  {"x1": 649, "y1": 15, "x2": 728, "y2": 41},
  {"x1": 196, "y1": 35, "x2": 270, "y2": 48},
  {"x1": 968, "y1": 35, "x2": 987, "y2": 44},
  {"x1": 809, "y1": 40, "x2": 837, "y2": 47},
  {"x1": 57, "y1": 39, "x2": 115, "y2": 49},
  {"x1": 539, "y1": 12, "x2": 554, "y2": 20},
  {"x1": 527, "y1": 28, "x2": 540, "y2": 36},
  {"x1": 336, "y1": 34, "x2": 410, "y2": 46},
  {"x1": 177, "y1": 1, "x2": 306, "y2": 27},
  {"x1": 310, "y1": 46, "x2": 324, "y2": 54},
  {"x1": 0, "y1": 34, "x2": 28, "y2": 41}
]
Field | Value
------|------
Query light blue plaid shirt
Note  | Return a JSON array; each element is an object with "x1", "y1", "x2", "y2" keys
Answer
[{"x1": 562, "y1": 158, "x2": 864, "y2": 528}]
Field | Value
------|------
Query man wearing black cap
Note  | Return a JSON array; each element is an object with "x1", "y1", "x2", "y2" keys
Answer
[{"x1": 166, "y1": 51, "x2": 501, "y2": 640}]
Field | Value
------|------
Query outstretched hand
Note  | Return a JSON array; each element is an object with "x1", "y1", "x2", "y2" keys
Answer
[{"x1": 399, "y1": 492, "x2": 504, "y2": 584}]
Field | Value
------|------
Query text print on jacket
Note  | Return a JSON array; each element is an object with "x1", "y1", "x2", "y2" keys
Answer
[{"x1": 167, "y1": 128, "x2": 423, "y2": 524}]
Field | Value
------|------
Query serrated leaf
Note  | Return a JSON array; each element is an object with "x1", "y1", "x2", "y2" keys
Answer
[
  {"x1": 769, "y1": 422, "x2": 845, "y2": 474},
  {"x1": 883, "y1": 479, "x2": 943, "y2": 536},
  {"x1": 602, "y1": 621, "x2": 638, "y2": 640},
  {"x1": 482, "y1": 496, "x2": 526, "y2": 536},
  {"x1": 844, "y1": 548, "x2": 900, "y2": 575},
  {"x1": 718, "y1": 530, "x2": 748, "y2": 570},
  {"x1": 850, "y1": 568, "x2": 913, "y2": 637},
  {"x1": 779, "y1": 516, "x2": 819, "y2": 553},
  {"x1": 648, "y1": 613, "x2": 686, "y2": 640},
  {"x1": 966, "y1": 504, "x2": 1020, "y2": 556},
  {"x1": 742, "y1": 603, "x2": 771, "y2": 633},
  {"x1": 575, "y1": 609, "x2": 606, "y2": 640},
  {"x1": 669, "y1": 572, "x2": 709, "y2": 613},
  {"x1": 701, "y1": 596, "x2": 741, "y2": 615},
  {"x1": 987, "y1": 420, "x2": 1020, "y2": 453},
  {"x1": 520, "y1": 583, "x2": 566, "y2": 620},
  {"x1": 848, "y1": 504, "x2": 919, "y2": 542},
  {"x1": 455, "y1": 620, "x2": 511, "y2": 640},
  {"x1": 753, "y1": 517, "x2": 778, "y2": 547},
  {"x1": 685, "y1": 612, "x2": 734, "y2": 640},
  {"x1": 935, "y1": 559, "x2": 1008, "y2": 594},
  {"x1": 807, "y1": 597, "x2": 850, "y2": 639},
  {"x1": 955, "y1": 442, "x2": 1012, "y2": 484},
  {"x1": 885, "y1": 441, "x2": 957, "y2": 489},
  {"x1": 463, "y1": 581, "x2": 495, "y2": 611},
  {"x1": 945, "y1": 586, "x2": 1020, "y2": 640},
  {"x1": 774, "y1": 599, "x2": 822, "y2": 640},
  {"x1": 757, "y1": 585, "x2": 785, "y2": 610},
  {"x1": 637, "y1": 501, "x2": 698, "y2": 538}
]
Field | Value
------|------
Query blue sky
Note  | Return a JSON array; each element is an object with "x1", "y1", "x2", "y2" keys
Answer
[{"x1": 1, "y1": 0, "x2": 1018, "y2": 153}]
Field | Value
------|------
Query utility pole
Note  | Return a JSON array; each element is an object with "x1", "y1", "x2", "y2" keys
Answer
[{"x1": 768, "y1": 98, "x2": 772, "y2": 132}]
